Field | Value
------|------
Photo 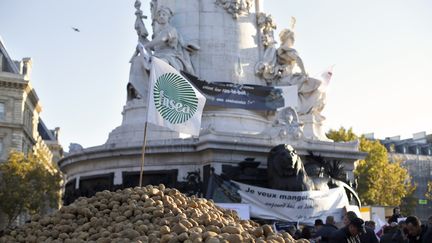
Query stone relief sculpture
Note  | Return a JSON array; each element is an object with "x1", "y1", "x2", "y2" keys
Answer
[
  {"x1": 273, "y1": 106, "x2": 303, "y2": 140},
  {"x1": 144, "y1": 6, "x2": 199, "y2": 75},
  {"x1": 215, "y1": 0, "x2": 253, "y2": 19}
]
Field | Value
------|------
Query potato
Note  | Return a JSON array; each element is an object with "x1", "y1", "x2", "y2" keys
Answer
[{"x1": 0, "y1": 185, "x2": 309, "y2": 243}]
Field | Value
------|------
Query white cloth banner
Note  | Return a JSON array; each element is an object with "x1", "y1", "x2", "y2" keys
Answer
[
  {"x1": 147, "y1": 57, "x2": 206, "y2": 136},
  {"x1": 232, "y1": 181, "x2": 350, "y2": 224}
]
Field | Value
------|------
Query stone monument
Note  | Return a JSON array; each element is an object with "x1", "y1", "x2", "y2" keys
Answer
[{"x1": 59, "y1": 0, "x2": 364, "y2": 205}]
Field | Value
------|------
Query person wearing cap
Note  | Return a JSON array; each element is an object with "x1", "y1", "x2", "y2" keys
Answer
[
  {"x1": 331, "y1": 211, "x2": 379, "y2": 243},
  {"x1": 329, "y1": 217, "x2": 366, "y2": 243},
  {"x1": 405, "y1": 215, "x2": 432, "y2": 243}
]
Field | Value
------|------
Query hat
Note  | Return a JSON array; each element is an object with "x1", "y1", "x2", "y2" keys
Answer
[{"x1": 350, "y1": 218, "x2": 366, "y2": 234}]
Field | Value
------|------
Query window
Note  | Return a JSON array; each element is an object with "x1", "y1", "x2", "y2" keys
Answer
[{"x1": 0, "y1": 102, "x2": 4, "y2": 121}]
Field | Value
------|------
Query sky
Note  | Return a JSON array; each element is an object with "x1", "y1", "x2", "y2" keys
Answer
[{"x1": 1, "y1": 0, "x2": 431, "y2": 150}]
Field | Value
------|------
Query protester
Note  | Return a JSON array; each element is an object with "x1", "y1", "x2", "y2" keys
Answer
[
  {"x1": 338, "y1": 211, "x2": 378, "y2": 243},
  {"x1": 405, "y1": 215, "x2": 432, "y2": 243},
  {"x1": 329, "y1": 217, "x2": 366, "y2": 243},
  {"x1": 380, "y1": 223, "x2": 399, "y2": 243},
  {"x1": 314, "y1": 215, "x2": 338, "y2": 243},
  {"x1": 391, "y1": 220, "x2": 409, "y2": 243},
  {"x1": 389, "y1": 207, "x2": 403, "y2": 224},
  {"x1": 315, "y1": 219, "x2": 324, "y2": 231},
  {"x1": 301, "y1": 226, "x2": 312, "y2": 240},
  {"x1": 365, "y1": 221, "x2": 376, "y2": 231}
]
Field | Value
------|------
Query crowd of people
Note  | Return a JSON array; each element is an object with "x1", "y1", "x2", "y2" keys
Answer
[{"x1": 281, "y1": 208, "x2": 432, "y2": 243}]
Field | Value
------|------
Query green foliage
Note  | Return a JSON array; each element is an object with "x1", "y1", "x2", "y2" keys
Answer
[
  {"x1": 326, "y1": 127, "x2": 358, "y2": 142},
  {"x1": 425, "y1": 181, "x2": 432, "y2": 201},
  {"x1": 327, "y1": 127, "x2": 416, "y2": 207},
  {"x1": 0, "y1": 150, "x2": 63, "y2": 229}
]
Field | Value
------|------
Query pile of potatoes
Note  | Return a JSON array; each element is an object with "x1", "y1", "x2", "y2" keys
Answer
[{"x1": 0, "y1": 185, "x2": 309, "y2": 243}]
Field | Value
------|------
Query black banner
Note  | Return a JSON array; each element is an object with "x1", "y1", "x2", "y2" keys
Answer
[{"x1": 181, "y1": 72, "x2": 284, "y2": 111}]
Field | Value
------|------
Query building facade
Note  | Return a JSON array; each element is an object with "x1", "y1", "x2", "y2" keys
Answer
[{"x1": 0, "y1": 37, "x2": 63, "y2": 227}]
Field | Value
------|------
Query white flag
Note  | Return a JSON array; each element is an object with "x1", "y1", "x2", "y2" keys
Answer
[
  {"x1": 147, "y1": 57, "x2": 206, "y2": 136},
  {"x1": 319, "y1": 66, "x2": 334, "y2": 92}
]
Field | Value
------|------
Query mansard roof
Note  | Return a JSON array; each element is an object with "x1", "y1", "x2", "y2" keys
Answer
[
  {"x1": 0, "y1": 36, "x2": 20, "y2": 74},
  {"x1": 38, "y1": 118, "x2": 57, "y2": 141}
]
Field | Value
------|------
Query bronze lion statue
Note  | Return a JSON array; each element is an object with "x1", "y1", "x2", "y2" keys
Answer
[{"x1": 267, "y1": 144, "x2": 315, "y2": 191}]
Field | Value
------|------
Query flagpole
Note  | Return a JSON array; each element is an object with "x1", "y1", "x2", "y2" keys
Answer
[
  {"x1": 139, "y1": 121, "x2": 148, "y2": 187},
  {"x1": 138, "y1": 48, "x2": 151, "y2": 188}
]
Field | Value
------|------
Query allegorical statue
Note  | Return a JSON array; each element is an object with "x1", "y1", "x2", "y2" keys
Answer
[
  {"x1": 255, "y1": 17, "x2": 329, "y2": 121},
  {"x1": 276, "y1": 28, "x2": 327, "y2": 119},
  {"x1": 144, "y1": 6, "x2": 199, "y2": 75},
  {"x1": 255, "y1": 13, "x2": 278, "y2": 82},
  {"x1": 127, "y1": 2, "x2": 200, "y2": 102}
]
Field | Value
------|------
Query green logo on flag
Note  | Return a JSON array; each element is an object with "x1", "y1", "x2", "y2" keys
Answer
[{"x1": 153, "y1": 73, "x2": 198, "y2": 124}]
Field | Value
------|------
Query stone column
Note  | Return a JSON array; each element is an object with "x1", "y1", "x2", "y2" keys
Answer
[{"x1": 159, "y1": 0, "x2": 271, "y2": 134}]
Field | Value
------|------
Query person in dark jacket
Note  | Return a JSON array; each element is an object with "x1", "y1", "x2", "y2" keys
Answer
[
  {"x1": 388, "y1": 207, "x2": 402, "y2": 224},
  {"x1": 340, "y1": 211, "x2": 379, "y2": 243},
  {"x1": 329, "y1": 217, "x2": 366, "y2": 243},
  {"x1": 405, "y1": 215, "x2": 432, "y2": 243},
  {"x1": 380, "y1": 224, "x2": 399, "y2": 243},
  {"x1": 314, "y1": 216, "x2": 338, "y2": 243},
  {"x1": 391, "y1": 221, "x2": 409, "y2": 243}
]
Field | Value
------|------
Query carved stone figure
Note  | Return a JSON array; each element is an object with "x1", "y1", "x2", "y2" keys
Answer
[
  {"x1": 68, "y1": 143, "x2": 83, "y2": 154},
  {"x1": 276, "y1": 29, "x2": 327, "y2": 119},
  {"x1": 255, "y1": 16, "x2": 329, "y2": 121},
  {"x1": 255, "y1": 13, "x2": 278, "y2": 82},
  {"x1": 274, "y1": 107, "x2": 303, "y2": 139},
  {"x1": 144, "y1": 6, "x2": 199, "y2": 75},
  {"x1": 267, "y1": 144, "x2": 314, "y2": 191},
  {"x1": 215, "y1": 0, "x2": 253, "y2": 19},
  {"x1": 130, "y1": 0, "x2": 150, "y2": 63}
]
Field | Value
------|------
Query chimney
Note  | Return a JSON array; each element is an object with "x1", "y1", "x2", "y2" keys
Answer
[
  {"x1": 54, "y1": 127, "x2": 60, "y2": 141},
  {"x1": 21, "y1": 57, "x2": 32, "y2": 79}
]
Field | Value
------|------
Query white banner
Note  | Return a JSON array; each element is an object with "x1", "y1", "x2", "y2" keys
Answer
[
  {"x1": 147, "y1": 57, "x2": 206, "y2": 136},
  {"x1": 232, "y1": 181, "x2": 350, "y2": 224}
]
